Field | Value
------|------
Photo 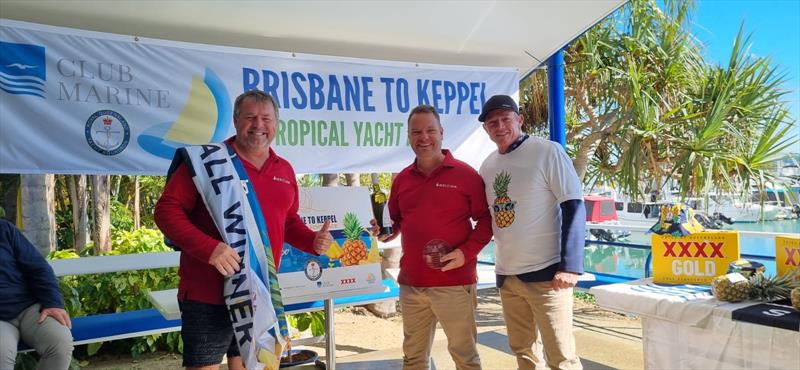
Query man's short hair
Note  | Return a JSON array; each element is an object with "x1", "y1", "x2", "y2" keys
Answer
[
  {"x1": 407, "y1": 105, "x2": 441, "y2": 127},
  {"x1": 233, "y1": 90, "x2": 279, "y2": 120}
]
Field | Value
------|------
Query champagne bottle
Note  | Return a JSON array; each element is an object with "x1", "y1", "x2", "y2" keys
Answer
[{"x1": 370, "y1": 173, "x2": 393, "y2": 237}]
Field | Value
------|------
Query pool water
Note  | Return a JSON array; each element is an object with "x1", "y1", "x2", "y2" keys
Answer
[{"x1": 477, "y1": 219, "x2": 799, "y2": 278}]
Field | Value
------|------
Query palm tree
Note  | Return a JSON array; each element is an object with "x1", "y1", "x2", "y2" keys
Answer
[
  {"x1": 521, "y1": 0, "x2": 795, "y2": 217},
  {"x1": 91, "y1": 175, "x2": 111, "y2": 254},
  {"x1": 524, "y1": 0, "x2": 703, "y2": 200},
  {"x1": 730, "y1": 109, "x2": 797, "y2": 219},
  {"x1": 20, "y1": 174, "x2": 56, "y2": 256},
  {"x1": 321, "y1": 174, "x2": 339, "y2": 187},
  {"x1": 68, "y1": 175, "x2": 90, "y2": 252},
  {"x1": 670, "y1": 25, "x2": 792, "y2": 215}
]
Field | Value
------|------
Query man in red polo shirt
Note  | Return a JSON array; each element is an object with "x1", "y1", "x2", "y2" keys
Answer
[
  {"x1": 381, "y1": 104, "x2": 492, "y2": 370},
  {"x1": 155, "y1": 90, "x2": 332, "y2": 370}
]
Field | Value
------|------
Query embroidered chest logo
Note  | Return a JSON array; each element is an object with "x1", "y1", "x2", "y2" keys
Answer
[
  {"x1": 272, "y1": 176, "x2": 291, "y2": 185},
  {"x1": 492, "y1": 171, "x2": 516, "y2": 228},
  {"x1": 435, "y1": 182, "x2": 458, "y2": 189}
]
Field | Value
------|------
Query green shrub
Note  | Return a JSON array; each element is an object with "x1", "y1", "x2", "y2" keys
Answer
[
  {"x1": 55, "y1": 206, "x2": 74, "y2": 250},
  {"x1": 51, "y1": 228, "x2": 181, "y2": 358},
  {"x1": 48, "y1": 227, "x2": 321, "y2": 361},
  {"x1": 110, "y1": 200, "x2": 134, "y2": 233},
  {"x1": 54, "y1": 199, "x2": 135, "y2": 252},
  {"x1": 287, "y1": 311, "x2": 326, "y2": 337},
  {"x1": 111, "y1": 227, "x2": 171, "y2": 254},
  {"x1": 574, "y1": 291, "x2": 597, "y2": 304},
  {"x1": 13, "y1": 353, "x2": 81, "y2": 370}
]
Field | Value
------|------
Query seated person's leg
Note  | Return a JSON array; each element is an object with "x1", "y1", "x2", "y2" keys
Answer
[
  {"x1": 16, "y1": 304, "x2": 74, "y2": 370},
  {"x1": 0, "y1": 320, "x2": 21, "y2": 369}
]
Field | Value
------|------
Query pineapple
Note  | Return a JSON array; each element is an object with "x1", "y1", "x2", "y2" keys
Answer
[
  {"x1": 712, "y1": 273, "x2": 751, "y2": 302},
  {"x1": 492, "y1": 171, "x2": 516, "y2": 228},
  {"x1": 748, "y1": 269, "x2": 800, "y2": 302},
  {"x1": 340, "y1": 213, "x2": 367, "y2": 266},
  {"x1": 791, "y1": 287, "x2": 800, "y2": 310}
]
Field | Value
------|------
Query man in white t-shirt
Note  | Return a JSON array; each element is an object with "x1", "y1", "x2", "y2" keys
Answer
[{"x1": 478, "y1": 95, "x2": 586, "y2": 370}]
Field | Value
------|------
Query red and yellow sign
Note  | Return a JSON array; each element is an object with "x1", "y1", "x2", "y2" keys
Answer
[
  {"x1": 776, "y1": 234, "x2": 800, "y2": 278},
  {"x1": 652, "y1": 231, "x2": 740, "y2": 284}
]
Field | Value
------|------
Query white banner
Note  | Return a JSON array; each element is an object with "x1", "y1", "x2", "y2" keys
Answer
[{"x1": 0, "y1": 19, "x2": 517, "y2": 175}]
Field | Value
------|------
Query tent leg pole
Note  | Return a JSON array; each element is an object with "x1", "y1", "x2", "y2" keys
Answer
[
  {"x1": 325, "y1": 298, "x2": 336, "y2": 370},
  {"x1": 547, "y1": 48, "x2": 566, "y2": 148}
]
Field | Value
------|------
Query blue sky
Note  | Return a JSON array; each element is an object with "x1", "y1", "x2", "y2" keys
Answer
[{"x1": 691, "y1": 0, "x2": 800, "y2": 153}]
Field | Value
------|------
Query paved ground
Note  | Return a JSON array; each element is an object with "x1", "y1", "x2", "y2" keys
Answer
[
  {"x1": 82, "y1": 287, "x2": 644, "y2": 369},
  {"x1": 292, "y1": 288, "x2": 644, "y2": 370}
]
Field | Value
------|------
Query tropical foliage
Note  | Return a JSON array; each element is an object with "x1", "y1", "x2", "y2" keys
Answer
[
  {"x1": 3, "y1": 0, "x2": 796, "y2": 366},
  {"x1": 521, "y1": 0, "x2": 797, "y2": 211},
  {"x1": 47, "y1": 228, "x2": 180, "y2": 363}
]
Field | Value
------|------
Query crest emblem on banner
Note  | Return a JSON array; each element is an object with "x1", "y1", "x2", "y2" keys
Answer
[
  {"x1": 85, "y1": 110, "x2": 131, "y2": 156},
  {"x1": 0, "y1": 41, "x2": 46, "y2": 98}
]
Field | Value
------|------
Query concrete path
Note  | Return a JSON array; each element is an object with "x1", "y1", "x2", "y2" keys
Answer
[
  {"x1": 289, "y1": 288, "x2": 644, "y2": 370},
  {"x1": 331, "y1": 316, "x2": 643, "y2": 369}
]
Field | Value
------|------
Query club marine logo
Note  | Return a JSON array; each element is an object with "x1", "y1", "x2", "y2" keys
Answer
[
  {"x1": 0, "y1": 41, "x2": 46, "y2": 98},
  {"x1": 138, "y1": 67, "x2": 231, "y2": 159},
  {"x1": 85, "y1": 110, "x2": 131, "y2": 156}
]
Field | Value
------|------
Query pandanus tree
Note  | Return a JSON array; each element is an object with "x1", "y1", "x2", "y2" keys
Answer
[
  {"x1": 521, "y1": 0, "x2": 797, "y2": 221},
  {"x1": 670, "y1": 25, "x2": 794, "y2": 213}
]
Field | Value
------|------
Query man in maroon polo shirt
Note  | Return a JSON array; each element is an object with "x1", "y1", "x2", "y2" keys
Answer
[
  {"x1": 381, "y1": 104, "x2": 492, "y2": 370},
  {"x1": 155, "y1": 90, "x2": 332, "y2": 370}
]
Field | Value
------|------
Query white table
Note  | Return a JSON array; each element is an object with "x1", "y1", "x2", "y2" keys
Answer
[
  {"x1": 149, "y1": 283, "x2": 393, "y2": 370},
  {"x1": 590, "y1": 278, "x2": 800, "y2": 370}
]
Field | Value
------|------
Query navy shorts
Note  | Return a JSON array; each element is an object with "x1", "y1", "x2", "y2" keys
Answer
[{"x1": 179, "y1": 299, "x2": 240, "y2": 367}]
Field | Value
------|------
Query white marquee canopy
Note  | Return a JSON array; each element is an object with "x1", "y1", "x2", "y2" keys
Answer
[
  {"x1": 1, "y1": 0, "x2": 626, "y2": 79},
  {"x1": 1, "y1": 1, "x2": 627, "y2": 175}
]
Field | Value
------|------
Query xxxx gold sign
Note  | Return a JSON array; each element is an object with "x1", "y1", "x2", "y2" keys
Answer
[
  {"x1": 652, "y1": 231, "x2": 740, "y2": 284},
  {"x1": 776, "y1": 235, "x2": 800, "y2": 278}
]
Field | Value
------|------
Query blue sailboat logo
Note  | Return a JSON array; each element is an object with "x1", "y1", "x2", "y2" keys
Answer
[
  {"x1": 0, "y1": 41, "x2": 46, "y2": 98},
  {"x1": 139, "y1": 68, "x2": 232, "y2": 159}
]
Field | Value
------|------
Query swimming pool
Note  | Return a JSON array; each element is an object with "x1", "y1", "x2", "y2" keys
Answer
[{"x1": 477, "y1": 219, "x2": 799, "y2": 278}]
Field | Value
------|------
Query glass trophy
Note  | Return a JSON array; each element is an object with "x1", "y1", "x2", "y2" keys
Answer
[{"x1": 423, "y1": 239, "x2": 453, "y2": 269}]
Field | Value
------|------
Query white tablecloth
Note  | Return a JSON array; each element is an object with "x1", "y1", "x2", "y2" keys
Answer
[{"x1": 590, "y1": 278, "x2": 800, "y2": 370}]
